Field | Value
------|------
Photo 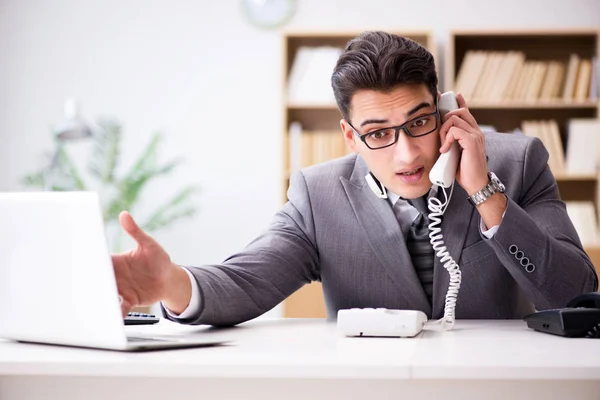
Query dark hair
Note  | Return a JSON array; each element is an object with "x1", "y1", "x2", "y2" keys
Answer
[{"x1": 331, "y1": 31, "x2": 438, "y2": 122}]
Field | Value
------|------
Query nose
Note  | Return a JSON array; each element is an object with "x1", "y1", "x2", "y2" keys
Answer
[{"x1": 392, "y1": 129, "x2": 419, "y2": 164}]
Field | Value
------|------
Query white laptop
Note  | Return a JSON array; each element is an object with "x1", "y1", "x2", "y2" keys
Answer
[{"x1": 0, "y1": 191, "x2": 227, "y2": 351}]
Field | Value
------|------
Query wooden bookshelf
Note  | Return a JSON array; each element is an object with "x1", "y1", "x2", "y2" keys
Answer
[
  {"x1": 446, "y1": 29, "x2": 600, "y2": 271},
  {"x1": 281, "y1": 31, "x2": 436, "y2": 318},
  {"x1": 467, "y1": 101, "x2": 598, "y2": 109},
  {"x1": 280, "y1": 29, "x2": 600, "y2": 319}
]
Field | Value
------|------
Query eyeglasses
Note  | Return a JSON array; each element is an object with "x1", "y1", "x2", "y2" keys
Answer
[{"x1": 348, "y1": 101, "x2": 440, "y2": 150}]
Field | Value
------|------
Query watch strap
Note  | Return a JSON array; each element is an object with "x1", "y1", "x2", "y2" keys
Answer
[{"x1": 468, "y1": 172, "x2": 505, "y2": 206}]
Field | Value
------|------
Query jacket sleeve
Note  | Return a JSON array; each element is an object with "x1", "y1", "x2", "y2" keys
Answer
[
  {"x1": 485, "y1": 137, "x2": 598, "y2": 310},
  {"x1": 162, "y1": 170, "x2": 320, "y2": 326}
]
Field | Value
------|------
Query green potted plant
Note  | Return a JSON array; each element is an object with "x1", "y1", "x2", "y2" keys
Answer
[{"x1": 22, "y1": 118, "x2": 197, "y2": 251}]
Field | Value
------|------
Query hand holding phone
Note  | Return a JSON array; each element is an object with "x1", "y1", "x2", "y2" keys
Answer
[{"x1": 429, "y1": 92, "x2": 461, "y2": 188}]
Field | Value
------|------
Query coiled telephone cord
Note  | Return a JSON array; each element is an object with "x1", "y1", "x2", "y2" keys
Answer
[{"x1": 428, "y1": 183, "x2": 461, "y2": 330}]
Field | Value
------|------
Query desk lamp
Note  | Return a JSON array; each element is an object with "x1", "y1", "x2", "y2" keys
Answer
[{"x1": 45, "y1": 99, "x2": 92, "y2": 190}]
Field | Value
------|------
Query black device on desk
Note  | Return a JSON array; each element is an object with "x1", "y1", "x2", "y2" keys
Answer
[
  {"x1": 523, "y1": 292, "x2": 600, "y2": 338},
  {"x1": 124, "y1": 312, "x2": 160, "y2": 326}
]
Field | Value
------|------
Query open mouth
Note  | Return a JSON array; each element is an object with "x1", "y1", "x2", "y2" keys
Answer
[
  {"x1": 398, "y1": 166, "x2": 424, "y2": 176},
  {"x1": 396, "y1": 166, "x2": 425, "y2": 184}
]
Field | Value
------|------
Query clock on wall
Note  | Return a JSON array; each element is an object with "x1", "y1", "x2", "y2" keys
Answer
[{"x1": 241, "y1": 0, "x2": 297, "y2": 30}]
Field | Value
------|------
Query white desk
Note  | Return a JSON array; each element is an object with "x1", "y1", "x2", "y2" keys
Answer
[{"x1": 0, "y1": 319, "x2": 599, "y2": 400}]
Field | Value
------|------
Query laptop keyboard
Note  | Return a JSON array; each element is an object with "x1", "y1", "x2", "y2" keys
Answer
[{"x1": 124, "y1": 312, "x2": 160, "y2": 325}]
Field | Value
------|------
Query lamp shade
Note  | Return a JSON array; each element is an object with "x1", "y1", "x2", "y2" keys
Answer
[{"x1": 54, "y1": 99, "x2": 92, "y2": 140}]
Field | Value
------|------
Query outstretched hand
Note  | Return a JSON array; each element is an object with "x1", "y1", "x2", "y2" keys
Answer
[{"x1": 112, "y1": 211, "x2": 176, "y2": 317}]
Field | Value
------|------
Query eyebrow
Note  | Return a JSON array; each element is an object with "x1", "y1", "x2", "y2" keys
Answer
[{"x1": 359, "y1": 101, "x2": 433, "y2": 128}]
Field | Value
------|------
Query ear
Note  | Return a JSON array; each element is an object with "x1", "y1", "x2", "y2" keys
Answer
[{"x1": 340, "y1": 119, "x2": 359, "y2": 154}]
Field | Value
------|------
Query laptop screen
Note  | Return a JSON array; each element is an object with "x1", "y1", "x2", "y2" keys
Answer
[{"x1": 0, "y1": 192, "x2": 127, "y2": 349}]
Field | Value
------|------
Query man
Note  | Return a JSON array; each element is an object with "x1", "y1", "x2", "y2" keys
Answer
[{"x1": 112, "y1": 31, "x2": 598, "y2": 326}]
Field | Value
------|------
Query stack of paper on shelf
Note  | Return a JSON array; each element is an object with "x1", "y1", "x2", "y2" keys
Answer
[
  {"x1": 287, "y1": 46, "x2": 342, "y2": 105},
  {"x1": 564, "y1": 119, "x2": 600, "y2": 174},
  {"x1": 565, "y1": 201, "x2": 600, "y2": 246}
]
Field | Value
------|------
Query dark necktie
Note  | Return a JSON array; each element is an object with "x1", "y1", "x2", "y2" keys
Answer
[{"x1": 406, "y1": 196, "x2": 435, "y2": 305}]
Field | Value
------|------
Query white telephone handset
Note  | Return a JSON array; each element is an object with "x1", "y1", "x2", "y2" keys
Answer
[{"x1": 429, "y1": 92, "x2": 460, "y2": 188}]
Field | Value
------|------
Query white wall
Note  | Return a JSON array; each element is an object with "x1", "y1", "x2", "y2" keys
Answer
[{"x1": 1, "y1": 0, "x2": 599, "y2": 317}]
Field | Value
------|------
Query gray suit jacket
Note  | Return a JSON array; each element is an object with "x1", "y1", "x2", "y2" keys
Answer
[{"x1": 166, "y1": 132, "x2": 598, "y2": 326}]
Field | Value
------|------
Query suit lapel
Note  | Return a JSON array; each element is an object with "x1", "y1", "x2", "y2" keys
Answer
[
  {"x1": 431, "y1": 183, "x2": 475, "y2": 318},
  {"x1": 341, "y1": 157, "x2": 431, "y2": 314}
]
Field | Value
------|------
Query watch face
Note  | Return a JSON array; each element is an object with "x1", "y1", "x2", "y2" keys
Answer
[{"x1": 490, "y1": 172, "x2": 506, "y2": 192}]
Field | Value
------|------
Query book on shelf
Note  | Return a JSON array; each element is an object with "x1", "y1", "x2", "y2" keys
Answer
[
  {"x1": 472, "y1": 51, "x2": 500, "y2": 100},
  {"x1": 526, "y1": 62, "x2": 547, "y2": 101},
  {"x1": 561, "y1": 54, "x2": 579, "y2": 102},
  {"x1": 454, "y1": 51, "x2": 596, "y2": 103},
  {"x1": 520, "y1": 119, "x2": 565, "y2": 175},
  {"x1": 288, "y1": 121, "x2": 303, "y2": 174},
  {"x1": 539, "y1": 61, "x2": 566, "y2": 100},
  {"x1": 503, "y1": 53, "x2": 526, "y2": 101},
  {"x1": 590, "y1": 57, "x2": 599, "y2": 101},
  {"x1": 288, "y1": 122, "x2": 350, "y2": 173},
  {"x1": 574, "y1": 59, "x2": 592, "y2": 102},
  {"x1": 287, "y1": 46, "x2": 342, "y2": 105},
  {"x1": 454, "y1": 50, "x2": 488, "y2": 101}
]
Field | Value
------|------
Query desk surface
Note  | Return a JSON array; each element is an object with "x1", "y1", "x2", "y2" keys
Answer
[{"x1": 1, "y1": 318, "x2": 599, "y2": 380}]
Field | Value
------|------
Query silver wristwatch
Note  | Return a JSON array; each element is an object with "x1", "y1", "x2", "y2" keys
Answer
[{"x1": 468, "y1": 172, "x2": 506, "y2": 206}]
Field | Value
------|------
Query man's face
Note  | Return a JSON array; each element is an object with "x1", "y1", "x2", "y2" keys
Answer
[{"x1": 341, "y1": 84, "x2": 441, "y2": 199}]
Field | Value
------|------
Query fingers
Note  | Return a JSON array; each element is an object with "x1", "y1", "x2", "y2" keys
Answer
[
  {"x1": 119, "y1": 211, "x2": 155, "y2": 247},
  {"x1": 456, "y1": 92, "x2": 468, "y2": 108},
  {"x1": 112, "y1": 255, "x2": 135, "y2": 317},
  {"x1": 439, "y1": 115, "x2": 475, "y2": 153},
  {"x1": 120, "y1": 296, "x2": 133, "y2": 318},
  {"x1": 444, "y1": 93, "x2": 479, "y2": 129},
  {"x1": 440, "y1": 127, "x2": 462, "y2": 153},
  {"x1": 446, "y1": 109, "x2": 479, "y2": 130}
]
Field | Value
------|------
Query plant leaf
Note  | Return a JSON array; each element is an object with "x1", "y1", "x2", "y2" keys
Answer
[
  {"x1": 57, "y1": 147, "x2": 87, "y2": 190},
  {"x1": 142, "y1": 207, "x2": 197, "y2": 233},
  {"x1": 141, "y1": 186, "x2": 198, "y2": 232},
  {"x1": 21, "y1": 122, "x2": 199, "y2": 235},
  {"x1": 21, "y1": 171, "x2": 46, "y2": 188},
  {"x1": 105, "y1": 131, "x2": 183, "y2": 220},
  {"x1": 125, "y1": 132, "x2": 162, "y2": 181},
  {"x1": 88, "y1": 119, "x2": 121, "y2": 184}
]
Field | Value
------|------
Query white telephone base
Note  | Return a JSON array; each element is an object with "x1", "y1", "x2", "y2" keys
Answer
[{"x1": 337, "y1": 308, "x2": 428, "y2": 338}]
